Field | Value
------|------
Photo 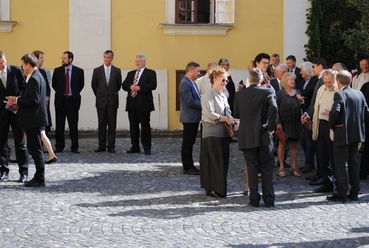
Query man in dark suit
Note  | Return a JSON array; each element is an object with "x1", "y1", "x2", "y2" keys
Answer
[
  {"x1": 328, "y1": 70, "x2": 368, "y2": 202},
  {"x1": 122, "y1": 54, "x2": 157, "y2": 155},
  {"x1": 52, "y1": 51, "x2": 84, "y2": 153},
  {"x1": 270, "y1": 64, "x2": 287, "y2": 93},
  {"x1": 0, "y1": 51, "x2": 29, "y2": 182},
  {"x1": 234, "y1": 68, "x2": 278, "y2": 207},
  {"x1": 92, "y1": 50, "x2": 122, "y2": 153},
  {"x1": 286, "y1": 55, "x2": 302, "y2": 84},
  {"x1": 7, "y1": 54, "x2": 48, "y2": 187},
  {"x1": 179, "y1": 62, "x2": 201, "y2": 175}
]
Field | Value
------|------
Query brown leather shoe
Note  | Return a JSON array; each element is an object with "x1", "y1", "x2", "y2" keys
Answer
[{"x1": 299, "y1": 165, "x2": 314, "y2": 173}]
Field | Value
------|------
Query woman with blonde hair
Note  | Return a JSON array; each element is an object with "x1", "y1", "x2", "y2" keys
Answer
[{"x1": 276, "y1": 72, "x2": 303, "y2": 177}]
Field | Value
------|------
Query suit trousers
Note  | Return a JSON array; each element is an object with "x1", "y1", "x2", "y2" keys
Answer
[
  {"x1": 360, "y1": 136, "x2": 369, "y2": 178},
  {"x1": 334, "y1": 141, "x2": 361, "y2": 197},
  {"x1": 24, "y1": 127, "x2": 45, "y2": 182},
  {"x1": 0, "y1": 119, "x2": 28, "y2": 176},
  {"x1": 316, "y1": 120, "x2": 335, "y2": 184},
  {"x1": 128, "y1": 99, "x2": 151, "y2": 152},
  {"x1": 55, "y1": 97, "x2": 79, "y2": 151},
  {"x1": 181, "y1": 122, "x2": 199, "y2": 170},
  {"x1": 300, "y1": 127, "x2": 315, "y2": 168},
  {"x1": 97, "y1": 106, "x2": 118, "y2": 150},
  {"x1": 243, "y1": 142, "x2": 275, "y2": 206}
]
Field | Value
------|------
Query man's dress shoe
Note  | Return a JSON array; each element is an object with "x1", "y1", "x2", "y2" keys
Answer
[
  {"x1": 108, "y1": 149, "x2": 116, "y2": 153},
  {"x1": 18, "y1": 175, "x2": 27, "y2": 183},
  {"x1": 24, "y1": 178, "x2": 46, "y2": 187},
  {"x1": 299, "y1": 165, "x2": 314, "y2": 173},
  {"x1": 309, "y1": 177, "x2": 324, "y2": 186},
  {"x1": 71, "y1": 149, "x2": 80, "y2": 154},
  {"x1": 315, "y1": 184, "x2": 333, "y2": 193},
  {"x1": 45, "y1": 157, "x2": 58, "y2": 164},
  {"x1": 327, "y1": 194, "x2": 347, "y2": 202},
  {"x1": 206, "y1": 191, "x2": 226, "y2": 198},
  {"x1": 183, "y1": 167, "x2": 200, "y2": 175},
  {"x1": 8, "y1": 158, "x2": 17, "y2": 163},
  {"x1": 94, "y1": 148, "x2": 106, "y2": 153},
  {"x1": 126, "y1": 149, "x2": 140, "y2": 154},
  {"x1": 347, "y1": 193, "x2": 358, "y2": 201},
  {"x1": 0, "y1": 172, "x2": 9, "y2": 181},
  {"x1": 54, "y1": 149, "x2": 63, "y2": 153},
  {"x1": 306, "y1": 174, "x2": 319, "y2": 181},
  {"x1": 144, "y1": 150, "x2": 151, "y2": 155}
]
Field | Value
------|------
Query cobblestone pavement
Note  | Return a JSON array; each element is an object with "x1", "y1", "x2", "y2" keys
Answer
[{"x1": 1, "y1": 136, "x2": 369, "y2": 247}]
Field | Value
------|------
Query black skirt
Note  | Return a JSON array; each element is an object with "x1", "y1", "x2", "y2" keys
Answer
[{"x1": 200, "y1": 136, "x2": 230, "y2": 196}]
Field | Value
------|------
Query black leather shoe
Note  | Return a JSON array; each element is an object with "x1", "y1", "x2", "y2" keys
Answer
[
  {"x1": 206, "y1": 191, "x2": 226, "y2": 198},
  {"x1": 18, "y1": 175, "x2": 27, "y2": 183},
  {"x1": 327, "y1": 194, "x2": 347, "y2": 202},
  {"x1": 144, "y1": 150, "x2": 151, "y2": 155},
  {"x1": 0, "y1": 172, "x2": 9, "y2": 181},
  {"x1": 309, "y1": 177, "x2": 324, "y2": 186},
  {"x1": 347, "y1": 193, "x2": 358, "y2": 201},
  {"x1": 306, "y1": 174, "x2": 319, "y2": 181},
  {"x1": 126, "y1": 149, "x2": 140, "y2": 154},
  {"x1": 315, "y1": 184, "x2": 333, "y2": 193},
  {"x1": 94, "y1": 148, "x2": 106, "y2": 153},
  {"x1": 24, "y1": 178, "x2": 46, "y2": 187},
  {"x1": 264, "y1": 202, "x2": 275, "y2": 208},
  {"x1": 45, "y1": 157, "x2": 58, "y2": 164},
  {"x1": 71, "y1": 149, "x2": 79, "y2": 154},
  {"x1": 8, "y1": 158, "x2": 17, "y2": 163},
  {"x1": 54, "y1": 149, "x2": 63, "y2": 153},
  {"x1": 183, "y1": 167, "x2": 200, "y2": 175},
  {"x1": 108, "y1": 149, "x2": 116, "y2": 153}
]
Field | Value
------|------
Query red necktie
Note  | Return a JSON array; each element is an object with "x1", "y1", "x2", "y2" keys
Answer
[{"x1": 64, "y1": 68, "x2": 70, "y2": 95}]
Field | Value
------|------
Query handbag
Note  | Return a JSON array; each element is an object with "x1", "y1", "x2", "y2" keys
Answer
[
  {"x1": 224, "y1": 122, "x2": 234, "y2": 137},
  {"x1": 275, "y1": 129, "x2": 287, "y2": 143}
]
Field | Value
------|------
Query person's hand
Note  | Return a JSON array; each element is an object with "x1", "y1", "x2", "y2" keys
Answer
[
  {"x1": 276, "y1": 123, "x2": 282, "y2": 130},
  {"x1": 6, "y1": 96, "x2": 17, "y2": 104},
  {"x1": 301, "y1": 113, "x2": 310, "y2": 124}
]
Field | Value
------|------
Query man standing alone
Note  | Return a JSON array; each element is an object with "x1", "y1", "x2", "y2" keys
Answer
[
  {"x1": 7, "y1": 54, "x2": 48, "y2": 187},
  {"x1": 179, "y1": 62, "x2": 201, "y2": 175},
  {"x1": 92, "y1": 50, "x2": 122, "y2": 153},
  {"x1": 122, "y1": 54, "x2": 157, "y2": 155},
  {"x1": 328, "y1": 70, "x2": 368, "y2": 202},
  {"x1": 52, "y1": 51, "x2": 84, "y2": 153}
]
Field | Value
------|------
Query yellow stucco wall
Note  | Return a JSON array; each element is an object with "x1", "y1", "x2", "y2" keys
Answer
[
  {"x1": 0, "y1": 0, "x2": 68, "y2": 67},
  {"x1": 0, "y1": 0, "x2": 283, "y2": 130}
]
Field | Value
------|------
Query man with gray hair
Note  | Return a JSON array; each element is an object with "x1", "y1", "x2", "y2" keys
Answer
[
  {"x1": 270, "y1": 64, "x2": 288, "y2": 92},
  {"x1": 328, "y1": 70, "x2": 368, "y2": 202},
  {"x1": 234, "y1": 68, "x2": 278, "y2": 207}
]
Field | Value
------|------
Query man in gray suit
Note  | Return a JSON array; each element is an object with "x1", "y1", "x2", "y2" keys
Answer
[
  {"x1": 92, "y1": 50, "x2": 122, "y2": 153},
  {"x1": 328, "y1": 70, "x2": 368, "y2": 202},
  {"x1": 234, "y1": 68, "x2": 278, "y2": 207},
  {"x1": 179, "y1": 62, "x2": 201, "y2": 175}
]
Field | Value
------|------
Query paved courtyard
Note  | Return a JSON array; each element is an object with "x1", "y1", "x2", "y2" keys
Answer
[{"x1": 1, "y1": 134, "x2": 369, "y2": 247}]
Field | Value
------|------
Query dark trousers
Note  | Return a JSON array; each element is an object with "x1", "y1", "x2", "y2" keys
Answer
[
  {"x1": 181, "y1": 122, "x2": 199, "y2": 170},
  {"x1": 24, "y1": 127, "x2": 45, "y2": 182},
  {"x1": 97, "y1": 106, "x2": 118, "y2": 150},
  {"x1": 316, "y1": 121, "x2": 335, "y2": 185},
  {"x1": 360, "y1": 135, "x2": 369, "y2": 178},
  {"x1": 301, "y1": 127, "x2": 315, "y2": 168},
  {"x1": 55, "y1": 97, "x2": 79, "y2": 151},
  {"x1": 0, "y1": 118, "x2": 28, "y2": 176},
  {"x1": 334, "y1": 142, "x2": 361, "y2": 197},
  {"x1": 128, "y1": 101, "x2": 152, "y2": 152},
  {"x1": 242, "y1": 139, "x2": 275, "y2": 206}
]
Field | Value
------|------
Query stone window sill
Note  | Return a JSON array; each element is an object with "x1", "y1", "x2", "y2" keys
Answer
[
  {"x1": 0, "y1": 21, "x2": 17, "y2": 32},
  {"x1": 159, "y1": 23, "x2": 232, "y2": 36}
]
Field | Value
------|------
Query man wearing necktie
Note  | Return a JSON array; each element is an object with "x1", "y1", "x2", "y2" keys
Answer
[
  {"x1": 179, "y1": 62, "x2": 202, "y2": 175},
  {"x1": 91, "y1": 50, "x2": 122, "y2": 153},
  {"x1": 52, "y1": 51, "x2": 85, "y2": 154},
  {"x1": 122, "y1": 54, "x2": 157, "y2": 155}
]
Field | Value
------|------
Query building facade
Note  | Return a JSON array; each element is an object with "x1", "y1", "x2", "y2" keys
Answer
[{"x1": 0, "y1": 0, "x2": 309, "y2": 130}]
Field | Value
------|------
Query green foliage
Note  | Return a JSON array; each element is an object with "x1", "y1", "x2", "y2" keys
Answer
[{"x1": 305, "y1": 0, "x2": 362, "y2": 70}]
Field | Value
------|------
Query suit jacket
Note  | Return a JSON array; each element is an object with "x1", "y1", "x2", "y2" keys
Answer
[
  {"x1": 0, "y1": 65, "x2": 25, "y2": 126},
  {"x1": 234, "y1": 84, "x2": 278, "y2": 149},
  {"x1": 91, "y1": 65, "x2": 122, "y2": 109},
  {"x1": 17, "y1": 69, "x2": 48, "y2": 129},
  {"x1": 270, "y1": 78, "x2": 281, "y2": 93},
  {"x1": 178, "y1": 75, "x2": 201, "y2": 123},
  {"x1": 297, "y1": 75, "x2": 318, "y2": 112},
  {"x1": 293, "y1": 67, "x2": 302, "y2": 86},
  {"x1": 306, "y1": 77, "x2": 324, "y2": 117},
  {"x1": 122, "y1": 67, "x2": 157, "y2": 112},
  {"x1": 329, "y1": 86, "x2": 368, "y2": 146},
  {"x1": 52, "y1": 65, "x2": 85, "y2": 110}
]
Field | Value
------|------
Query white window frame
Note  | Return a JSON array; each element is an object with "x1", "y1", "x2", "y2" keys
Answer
[
  {"x1": 0, "y1": 0, "x2": 17, "y2": 32},
  {"x1": 160, "y1": 0, "x2": 234, "y2": 36},
  {"x1": 215, "y1": 0, "x2": 235, "y2": 24}
]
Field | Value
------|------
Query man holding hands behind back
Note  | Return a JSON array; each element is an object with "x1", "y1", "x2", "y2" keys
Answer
[{"x1": 92, "y1": 50, "x2": 122, "y2": 153}]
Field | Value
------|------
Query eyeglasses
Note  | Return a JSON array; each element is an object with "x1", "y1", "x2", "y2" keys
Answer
[{"x1": 222, "y1": 79, "x2": 229, "y2": 83}]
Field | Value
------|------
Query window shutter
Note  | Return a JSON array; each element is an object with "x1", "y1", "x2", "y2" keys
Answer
[{"x1": 215, "y1": 0, "x2": 234, "y2": 24}]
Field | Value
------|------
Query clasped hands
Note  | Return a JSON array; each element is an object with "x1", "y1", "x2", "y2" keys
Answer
[{"x1": 130, "y1": 84, "x2": 140, "y2": 93}]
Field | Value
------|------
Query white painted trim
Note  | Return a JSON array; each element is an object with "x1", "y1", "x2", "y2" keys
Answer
[
  {"x1": 159, "y1": 23, "x2": 232, "y2": 36},
  {"x1": 0, "y1": 20, "x2": 16, "y2": 32}
]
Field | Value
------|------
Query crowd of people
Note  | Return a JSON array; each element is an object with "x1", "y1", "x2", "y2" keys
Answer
[
  {"x1": 179, "y1": 53, "x2": 369, "y2": 207},
  {"x1": 1, "y1": 50, "x2": 368, "y2": 208}
]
